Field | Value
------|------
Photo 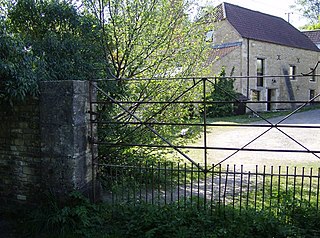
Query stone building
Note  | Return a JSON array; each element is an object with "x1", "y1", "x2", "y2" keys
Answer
[{"x1": 209, "y1": 2, "x2": 320, "y2": 111}]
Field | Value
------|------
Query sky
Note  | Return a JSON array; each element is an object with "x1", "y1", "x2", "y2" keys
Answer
[{"x1": 197, "y1": 0, "x2": 308, "y2": 29}]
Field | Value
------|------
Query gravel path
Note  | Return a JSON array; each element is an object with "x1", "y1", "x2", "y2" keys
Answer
[{"x1": 190, "y1": 109, "x2": 320, "y2": 171}]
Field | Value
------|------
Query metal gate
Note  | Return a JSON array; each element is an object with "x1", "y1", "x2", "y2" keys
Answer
[{"x1": 88, "y1": 74, "x2": 320, "y2": 211}]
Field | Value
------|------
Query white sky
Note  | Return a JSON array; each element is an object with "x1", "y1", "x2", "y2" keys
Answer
[{"x1": 198, "y1": 0, "x2": 309, "y2": 29}]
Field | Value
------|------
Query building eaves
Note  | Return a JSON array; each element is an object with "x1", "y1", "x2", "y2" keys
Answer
[{"x1": 213, "y1": 41, "x2": 242, "y2": 49}]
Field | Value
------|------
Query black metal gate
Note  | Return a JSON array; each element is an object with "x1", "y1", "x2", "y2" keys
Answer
[{"x1": 88, "y1": 74, "x2": 320, "y2": 211}]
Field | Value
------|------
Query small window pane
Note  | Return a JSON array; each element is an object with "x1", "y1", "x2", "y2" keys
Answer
[
  {"x1": 257, "y1": 59, "x2": 264, "y2": 87},
  {"x1": 252, "y1": 90, "x2": 260, "y2": 101},
  {"x1": 289, "y1": 65, "x2": 296, "y2": 80},
  {"x1": 310, "y1": 90, "x2": 316, "y2": 105},
  {"x1": 310, "y1": 68, "x2": 316, "y2": 82},
  {"x1": 310, "y1": 90, "x2": 315, "y2": 100}
]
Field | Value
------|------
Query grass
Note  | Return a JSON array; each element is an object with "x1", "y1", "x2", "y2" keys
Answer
[
  {"x1": 206, "y1": 110, "x2": 289, "y2": 124},
  {"x1": 206, "y1": 104, "x2": 320, "y2": 124}
]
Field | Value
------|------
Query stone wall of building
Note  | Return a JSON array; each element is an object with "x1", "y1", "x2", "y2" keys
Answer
[
  {"x1": 0, "y1": 80, "x2": 95, "y2": 207},
  {"x1": 211, "y1": 21, "x2": 320, "y2": 112},
  {"x1": 213, "y1": 20, "x2": 242, "y2": 45},
  {"x1": 244, "y1": 39, "x2": 319, "y2": 111}
]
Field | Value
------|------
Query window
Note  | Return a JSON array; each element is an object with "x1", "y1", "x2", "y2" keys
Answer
[
  {"x1": 310, "y1": 90, "x2": 315, "y2": 100},
  {"x1": 289, "y1": 65, "x2": 296, "y2": 80},
  {"x1": 257, "y1": 58, "x2": 264, "y2": 87},
  {"x1": 310, "y1": 68, "x2": 316, "y2": 82},
  {"x1": 310, "y1": 89, "x2": 316, "y2": 105},
  {"x1": 252, "y1": 90, "x2": 260, "y2": 101}
]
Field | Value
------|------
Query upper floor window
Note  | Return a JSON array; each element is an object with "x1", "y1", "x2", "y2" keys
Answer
[
  {"x1": 289, "y1": 65, "x2": 296, "y2": 80},
  {"x1": 310, "y1": 68, "x2": 316, "y2": 82},
  {"x1": 257, "y1": 58, "x2": 264, "y2": 87}
]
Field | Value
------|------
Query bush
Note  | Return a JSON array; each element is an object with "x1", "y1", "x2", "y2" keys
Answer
[
  {"x1": 206, "y1": 68, "x2": 237, "y2": 118},
  {"x1": 17, "y1": 191, "x2": 108, "y2": 238},
  {"x1": 14, "y1": 192, "x2": 320, "y2": 238},
  {"x1": 0, "y1": 21, "x2": 38, "y2": 104}
]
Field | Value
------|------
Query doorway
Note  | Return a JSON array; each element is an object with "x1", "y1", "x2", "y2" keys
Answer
[{"x1": 267, "y1": 89, "x2": 276, "y2": 111}]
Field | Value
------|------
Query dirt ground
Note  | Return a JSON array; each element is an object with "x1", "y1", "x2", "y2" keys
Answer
[{"x1": 188, "y1": 109, "x2": 320, "y2": 172}]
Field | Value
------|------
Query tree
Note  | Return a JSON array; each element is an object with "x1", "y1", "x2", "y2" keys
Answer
[
  {"x1": 206, "y1": 68, "x2": 237, "y2": 118},
  {"x1": 72, "y1": 1, "x2": 235, "y2": 167},
  {"x1": 82, "y1": 0, "x2": 213, "y2": 79},
  {"x1": 7, "y1": 0, "x2": 105, "y2": 81},
  {"x1": 292, "y1": 0, "x2": 320, "y2": 24},
  {"x1": 302, "y1": 20, "x2": 320, "y2": 30},
  {"x1": 0, "y1": 19, "x2": 38, "y2": 103}
]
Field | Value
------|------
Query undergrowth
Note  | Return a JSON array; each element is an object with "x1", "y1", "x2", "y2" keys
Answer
[{"x1": 9, "y1": 191, "x2": 320, "y2": 238}]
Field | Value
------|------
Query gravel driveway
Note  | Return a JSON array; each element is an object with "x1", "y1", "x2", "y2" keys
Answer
[{"x1": 190, "y1": 109, "x2": 320, "y2": 171}]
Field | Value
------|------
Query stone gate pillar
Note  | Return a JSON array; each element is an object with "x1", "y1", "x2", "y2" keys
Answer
[{"x1": 39, "y1": 80, "x2": 95, "y2": 199}]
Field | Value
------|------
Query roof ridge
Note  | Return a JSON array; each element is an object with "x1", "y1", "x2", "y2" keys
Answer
[{"x1": 222, "y1": 2, "x2": 285, "y2": 21}]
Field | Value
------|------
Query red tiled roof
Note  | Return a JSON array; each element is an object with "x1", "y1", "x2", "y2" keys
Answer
[
  {"x1": 208, "y1": 44, "x2": 241, "y2": 62},
  {"x1": 215, "y1": 2, "x2": 319, "y2": 52}
]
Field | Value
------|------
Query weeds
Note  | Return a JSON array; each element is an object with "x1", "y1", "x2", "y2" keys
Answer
[{"x1": 13, "y1": 191, "x2": 320, "y2": 238}]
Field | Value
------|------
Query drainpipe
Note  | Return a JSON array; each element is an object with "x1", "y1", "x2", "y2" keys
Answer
[{"x1": 246, "y1": 38, "x2": 250, "y2": 99}]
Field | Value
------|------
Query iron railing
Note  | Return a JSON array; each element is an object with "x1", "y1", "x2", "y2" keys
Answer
[{"x1": 100, "y1": 162, "x2": 320, "y2": 213}]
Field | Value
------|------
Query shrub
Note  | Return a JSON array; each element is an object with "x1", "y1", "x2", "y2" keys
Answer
[
  {"x1": 206, "y1": 68, "x2": 237, "y2": 118},
  {"x1": 15, "y1": 192, "x2": 320, "y2": 237}
]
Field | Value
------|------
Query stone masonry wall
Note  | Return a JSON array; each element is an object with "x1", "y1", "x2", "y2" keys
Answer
[
  {"x1": 0, "y1": 80, "x2": 95, "y2": 207},
  {"x1": 211, "y1": 19, "x2": 320, "y2": 112},
  {"x1": 0, "y1": 99, "x2": 41, "y2": 204}
]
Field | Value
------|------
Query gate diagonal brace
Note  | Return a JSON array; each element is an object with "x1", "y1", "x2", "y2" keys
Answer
[
  {"x1": 109, "y1": 79, "x2": 203, "y2": 150},
  {"x1": 208, "y1": 80, "x2": 320, "y2": 167},
  {"x1": 93, "y1": 84, "x2": 205, "y2": 172}
]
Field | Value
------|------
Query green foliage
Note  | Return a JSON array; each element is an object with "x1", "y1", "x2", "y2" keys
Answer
[
  {"x1": 99, "y1": 202, "x2": 320, "y2": 237},
  {"x1": 96, "y1": 77, "x2": 203, "y2": 170},
  {"x1": 83, "y1": 0, "x2": 214, "y2": 78},
  {"x1": 1, "y1": 0, "x2": 106, "y2": 104},
  {"x1": 292, "y1": 0, "x2": 320, "y2": 24},
  {"x1": 0, "y1": 20, "x2": 38, "y2": 104},
  {"x1": 302, "y1": 17, "x2": 320, "y2": 29},
  {"x1": 8, "y1": 0, "x2": 105, "y2": 81},
  {"x1": 1, "y1": 0, "x2": 215, "y2": 105},
  {"x1": 15, "y1": 194, "x2": 320, "y2": 237},
  {"x1": 206, "y1": 68, "x2": 237, "y2": 117},
  {"x1": 18, "y1": 191, "x2": 106, "y2": 238}
]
